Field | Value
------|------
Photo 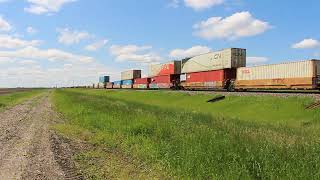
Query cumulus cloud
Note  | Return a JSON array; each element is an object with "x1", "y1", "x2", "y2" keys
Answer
[
  {"x1": 85, "y1": 39, "x2": 108, "y2": 51},
  {"x1": 184, "y1": 0, "x2": 224, "y2": 10},
  {"x1": 0, "y1": 62, "x2": 121, "y2": 88},
  {"x1": 0, "y1": 16, "x2": 12, "y2": 31},
  {"x1": 0, "y1": 57, "x2": 15, "y2": 64},
  {"x1": 26, "y1": 26, "x2": 38, "y2": 34},
  {"x1": 57, "y1": 28, "x2": 92, "y2": 45},
  {"x1": 24, "y1": 0, "x2": 77, "y2": 15},
  {"x1": 0, "y1": 45, "x2": 119, "y2": 87},
  {"x1": 0, "y1": 35, "x2": 41, "y2": 49},
  {"x1": 169, "y1": 46, "x2": 211, "y2": 58},
  {"x1": 19, "y1": 59, "x2": 37, "y2": 65},
  {"x1": 292, "y1": 39, "x2": 320, "y2": 49},
  {"x1": 247, "y1": 56, "x2": 269, "y2": 66},
  {"x1": 109, "y1": 45, "x2": 163, "y2": 63},
  {"x1": 0, "y1": 46, "x2": 94, "y2": 63},
  {"x1": 193, "y1": 11, "x2": 272, "y2": 40}
]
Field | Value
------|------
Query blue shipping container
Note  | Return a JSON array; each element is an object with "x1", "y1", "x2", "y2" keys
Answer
[
  {"x1": 113, "y1": 81, "x2": 122, "y2": 85},
  {"x1": 122, "y1": 80, "x2": 133, "y2": 85},
  {"x1": 99, "y1": 76, "x2": 110, "y2": 83}
]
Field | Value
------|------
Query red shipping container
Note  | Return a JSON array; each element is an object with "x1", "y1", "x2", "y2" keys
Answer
[
  {"x1": 134, "y1": 78, "x2": 151, "y2": 84},
  {"x1": 149, "y1": 61, "x2": 181, "y2": 77},
  {"x1": 151, "y1": 75, "x2": 171, "y2": 83},
  {"x1": 186, "y1": 69, "x2": 236, "y2": 82}
]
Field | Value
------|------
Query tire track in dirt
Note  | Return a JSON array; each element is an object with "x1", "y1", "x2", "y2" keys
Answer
[{"x1": 0, "y1": 91, "x2": 81, "y2": 180}]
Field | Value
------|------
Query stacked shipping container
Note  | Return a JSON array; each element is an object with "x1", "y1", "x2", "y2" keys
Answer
[
  {"x1": 106, "y1": 82, "x2": 113, "y2": 89},
  {"x1": 121, "y1": 70, "x2": 141, "y2": 89},
  {"x1": 113, "y1": 81, "x2": 122, "y2": 89},
  {"x1": 122, "y1": 80, "x2": 133, "y2": 89},
  {"x1": 236, "y1": 59, "x2": 320, "y2": 89},
  {"x1": 97, "y1": 76, "x2": 110, "y2": 89},
  {"x1": 99, "y1": 76, "x2": 110, "y2": 84},
  {"x1": 181, "y1": 48, "x2": 246, "y2": 90},
  {"x1": 149, "y1": 61, "x2": 181, "y2": 89},
  {"x1": 133, "y1": 78, "x2": 150, "y2": 89}
]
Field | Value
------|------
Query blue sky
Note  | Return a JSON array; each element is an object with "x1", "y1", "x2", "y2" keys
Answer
[{"x1": 0, "y1": 0, "x2": 319, "y2": 87}]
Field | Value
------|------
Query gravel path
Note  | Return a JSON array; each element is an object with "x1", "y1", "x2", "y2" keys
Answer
[{"x1": 0, "y1": 91, "x2": 79, "y2": 180}]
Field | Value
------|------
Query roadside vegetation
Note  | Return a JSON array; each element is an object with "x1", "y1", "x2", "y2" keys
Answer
[
  {"x1": 0, "y1": 89, "x2": 46, "y2": 110},
  {"x1": 52, "y1": 89, "x2": 320, "y2": 179}
]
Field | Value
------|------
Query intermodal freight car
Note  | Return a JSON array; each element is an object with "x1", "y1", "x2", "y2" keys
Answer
[
  {"x1": 92, "y1": 48, "x2": 320, "y2": 92},
  {"x1": 181, "y1": 69, "x2": 236, "y2": 91},
  {"x1": 236, "y1": 59, "x2": 320, "y2": 90},
  {"x1": 133, "y1": 78, "x2": 150, "y2": 89}
]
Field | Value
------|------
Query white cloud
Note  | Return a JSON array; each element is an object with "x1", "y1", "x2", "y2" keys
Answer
[
  {"x1": 19, "y1": 59, "x2": 37, "y2": 65},
  {"x1": 0, "y1": 61, "x2": 121, "y2": 88},
  {"x1": 26, "y1": 26, "x2": 37, "y2": 34},
  {"x1": 0, "y1": 16, "x2": 12, "y2": 32},
  {"x1": 169, "y1": 45, "x2": 211, "y2": 58},
  {"x1": 292, "y1": 39, "x2": 320, "y2": 49},
  {"x1": 58, "y1": 28, "x2": 92, "y2": 45},
  {"x1": 193, "y1": 11, "x2": 272, "y2": 40},
  {"x1": 247, "y1": 56, "x2": 269, "y2": 66},
  {"x1": 0, "y1": 57, "x2": 15, "y2": 64},
  {"x1": 85, "y1": 39, "x2": 108, "y2": 51},
  {"x1": 184, "y1": 0, "x2": 224, "y2": 10},
  {"x1": 0, "y1": 34, "x2": 41, "y2": 49},
  {"x1": 25, "y1": 0, "x2": 77, "y2": 15},
  {"x1": 63, "y1": 63, "x2": 73, "y2": 69},
  {"x1": 109, "y1": 45, "x2": 162, "y2": 63},
  {"x1": 168, "y1": 0, "x2": 180, "y2": 8},
  {"x1": 0, "y1": 46, "x2": 94, "y2": 63}
]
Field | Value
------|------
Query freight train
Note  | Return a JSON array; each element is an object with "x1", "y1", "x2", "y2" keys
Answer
[{"x1": 96, "y1": 48, "x2": 320, "y2": 91}]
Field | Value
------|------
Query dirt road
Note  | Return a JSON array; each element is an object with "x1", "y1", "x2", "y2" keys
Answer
[{"x1": 0, "y1": 92, "x2": 79, "y2": 180}]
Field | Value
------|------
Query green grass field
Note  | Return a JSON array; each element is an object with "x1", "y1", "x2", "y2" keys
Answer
[
  {"x1": 0, "y1": 89, "x2": 45, "y2": 110},
  {"x1": 52, "y1": 89, "x2": 320, "y2": 179}
]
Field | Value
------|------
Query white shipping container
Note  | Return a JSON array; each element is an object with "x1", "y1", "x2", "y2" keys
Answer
[
  {"x1": 181, "y1": 48, "x2": 246, "y2": 73},
  {"x1": 237, "y1": 60, "x2": 320, "y2": 81},
  {"x1": 121, "y1": 70, "x2": 141, "y2": 80},
  {"x1": 317, "y1": 61, "x2": 320, "y2": 76},
  {"x1": 149, "y1": 61, "x2": 181, "y2": 77}
]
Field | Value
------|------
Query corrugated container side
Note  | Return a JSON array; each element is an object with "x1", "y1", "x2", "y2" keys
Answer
[
  {"x1": 237, "y1": 60, "x2": 315, "y2": 80},
  {"x1": 122, "y1": 80, "x2": 133, "y2": 85},
  {"x1": 181, "y1": 81, "x2": 224, "y2": 89},
  {"x1": 316, "y1": 60, "x2": 320, "y2": 76},
  {"x1": 121, "y1": 85, "x2": 133, "y2": 89},
  {"x1": 149, "y1": 83, "x2": 172, "y2": 89},
  {"x1": 121, "y1": 70, "x2": 141, "y2": 80},
  {"x1": 99, "y1": 76, "x2": 110, "y2": 83},
  {"x1": 134, "y1": 78, "x2": 150, "y2": 84},
  {"x1": 113, "y1": 85, "x2": 121, "y2": 89},
  {"x1": 181, "y1": 48, "x2": 246, "y2": 73},
  {"x1": 113, "y1": 81, "x2": 122, "y2": 85},
  {"x1": 149, "y1": 61, "x2": 181, "y2": 77},
  {"x1": 150, "y1": 75, "x2": 171, "y2": 83},
  {"x1": 186, "y1": 69, "x2": 236, "y2": 82},
  {"x1": 106, "y1": 82, "x2": 113, "y2": 89},
  {"x1": 97, "y1": 83, "x2": 105, "y2": 89},
  {"x1": 133, "y1": 84, "x2": 148, "y2": 89}
]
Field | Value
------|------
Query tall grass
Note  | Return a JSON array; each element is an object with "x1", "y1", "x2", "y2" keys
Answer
[
  {"x1": 53, "y1": 89, "x2": 320, "y2": 179},
  {"x1": 0, "y1": 89, "x2": 45, "y2": 110}
]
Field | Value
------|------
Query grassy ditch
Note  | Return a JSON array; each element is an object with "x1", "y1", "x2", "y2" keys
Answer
[
  {"x1": 0, "y1": 89, "x2": 46, "y2": 110},
  {"x1": 53, "y1": 89, "x2": 320, "y2": 179}
]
